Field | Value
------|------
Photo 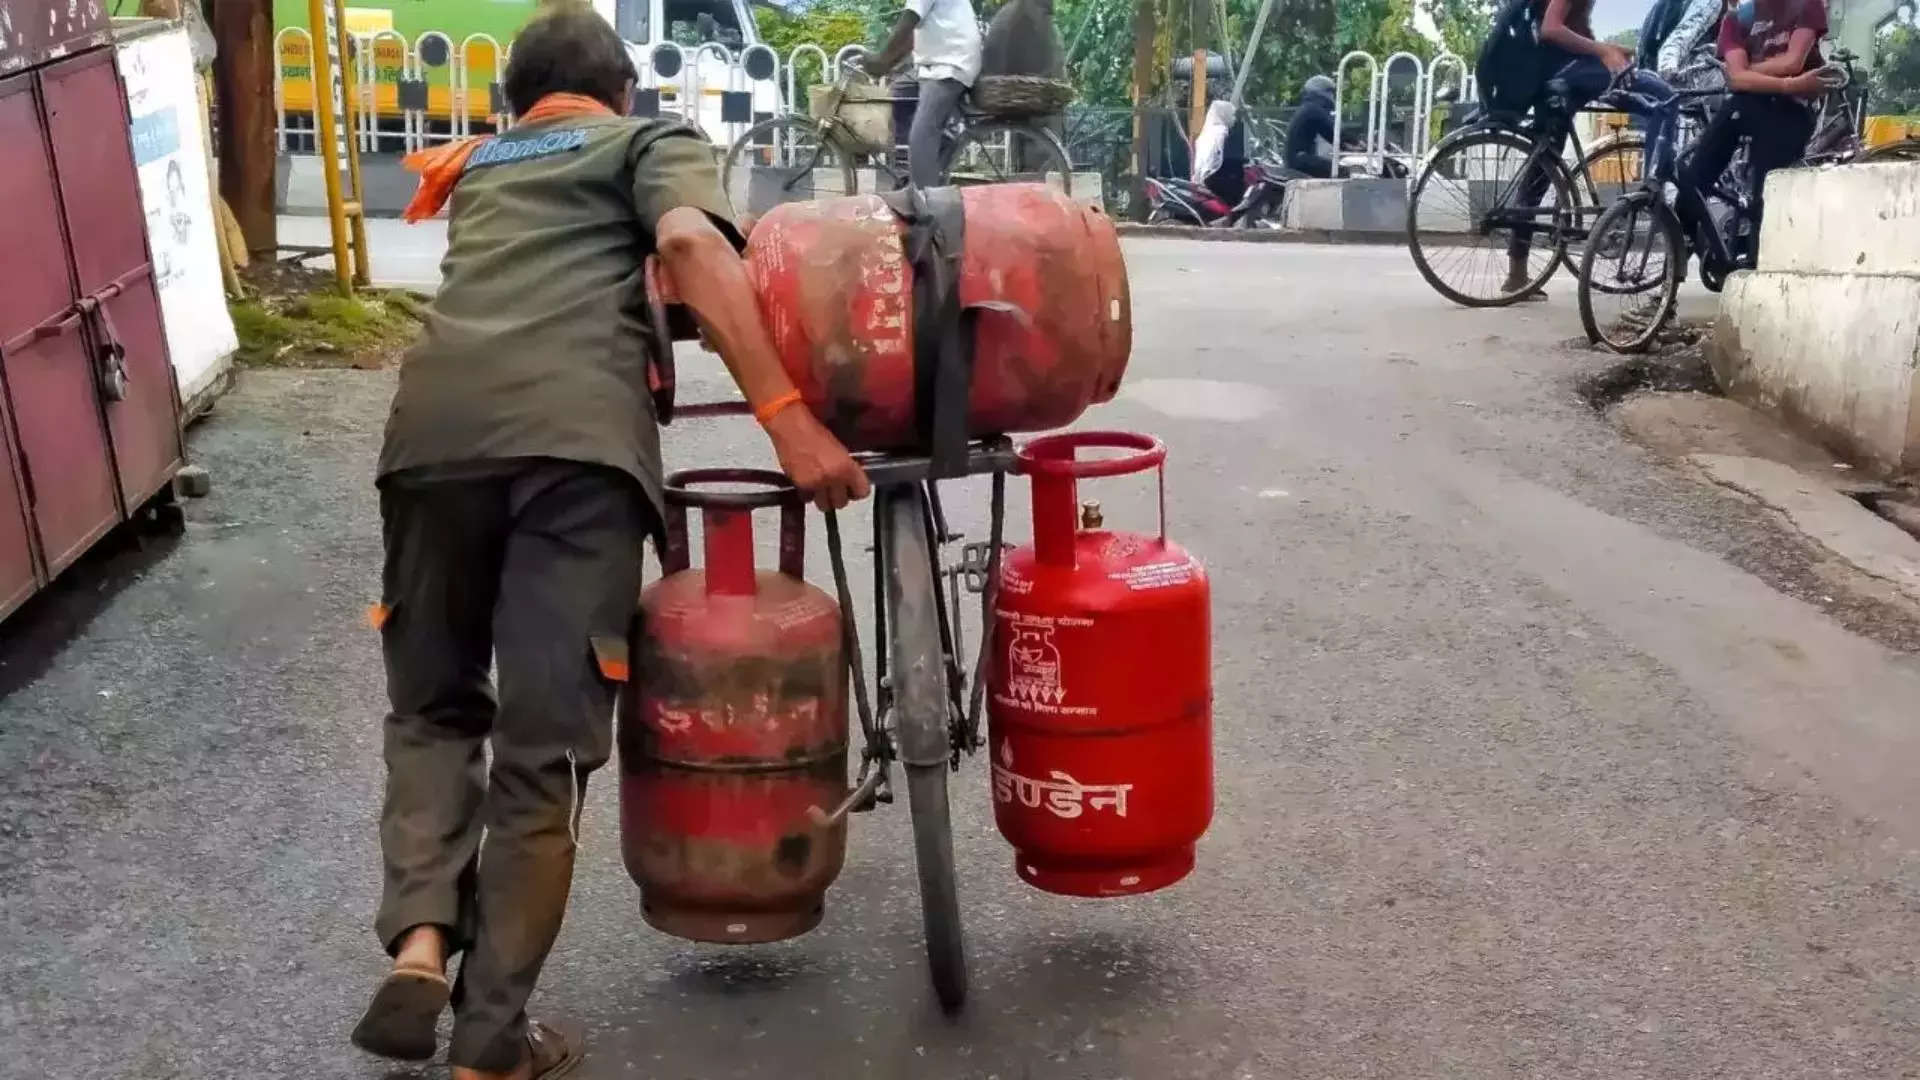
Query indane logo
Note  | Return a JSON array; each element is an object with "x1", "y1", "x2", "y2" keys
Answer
[{"x1": 466, "y1": 128, "x2": 591, "y2": 171}]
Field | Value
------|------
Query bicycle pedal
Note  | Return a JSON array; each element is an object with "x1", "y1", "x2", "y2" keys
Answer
[{"x1": 956, "y1": 541, "x2": 1009, "y2": 593}]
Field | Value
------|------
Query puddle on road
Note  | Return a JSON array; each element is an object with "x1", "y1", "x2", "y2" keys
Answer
[{"x1": 1120, "y1": 379, "x2": 1276, "y2": 422}]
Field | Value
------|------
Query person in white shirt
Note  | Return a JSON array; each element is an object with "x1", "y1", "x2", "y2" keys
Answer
[{"x1": 862, "y1": 0, "x2": 983, "y2": 187}]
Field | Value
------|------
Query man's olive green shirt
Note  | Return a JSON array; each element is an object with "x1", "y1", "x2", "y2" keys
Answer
[{"x1": 378, "y1": 115, "x2": 738, "y2": 516}]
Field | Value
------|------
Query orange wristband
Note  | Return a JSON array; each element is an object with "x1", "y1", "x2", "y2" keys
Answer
[{"x1": 754, "y1": 389, "x2": 804, "y2": 426}]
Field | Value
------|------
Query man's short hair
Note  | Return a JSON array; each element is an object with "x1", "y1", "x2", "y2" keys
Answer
[{"x1": 504, "y1": 2, "x2": 637, "y2": 115}]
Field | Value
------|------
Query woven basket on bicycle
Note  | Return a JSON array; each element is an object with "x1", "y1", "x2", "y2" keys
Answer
[{"x1": 971, "y1": 75, "x2": 1074, "y2": 117}]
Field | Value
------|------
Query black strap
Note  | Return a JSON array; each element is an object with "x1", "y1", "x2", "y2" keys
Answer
[{"x1": 879, "y1": 185, "x2": 972, "y2": 478}]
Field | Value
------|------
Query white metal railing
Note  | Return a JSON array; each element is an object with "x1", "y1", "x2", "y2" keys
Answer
[
  {"x1": 1378, "y1": 51, "x2": 1424, "y2": 172},
  {"x1": 275, "y1": 26, "x2": 789, "y2": 153},
  {"x1": 1418, "y1": 51, "x2": 1475, "y2": 162},
  {"x1": 1334, "y1": 50, "x2": 1380, "y2": 175},
  {"x1": 353, "y1": 29, "x2": 408, "y2": 152},
  {"x1": 1330, "y1": 49, "x2": 1482, "y2": 177},
  {"x1": 457, "y1": 33, "x2": 507, "y2": 136}
]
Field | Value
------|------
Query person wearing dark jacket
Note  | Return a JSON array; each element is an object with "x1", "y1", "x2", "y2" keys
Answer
[{"x1": 1284, "y1": 75, "x2": 1338, "y2": 178}]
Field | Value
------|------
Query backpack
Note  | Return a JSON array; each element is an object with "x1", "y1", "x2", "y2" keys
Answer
[
  {"x1": 1474, "y1": 0, "x2": 1550, "y2": 116},
  {"x1": 1636, "y1": 0, "x2": 1694, "y2": 69}
]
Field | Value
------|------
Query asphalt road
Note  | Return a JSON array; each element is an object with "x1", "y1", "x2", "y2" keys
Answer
[{"x1": 5, "y1": 241, "x2": 1920, "y2": 1080}]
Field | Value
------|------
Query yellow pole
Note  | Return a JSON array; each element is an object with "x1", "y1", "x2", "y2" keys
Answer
[
  {"x1": 334, "y1": 3, "x2": 372, "y2": 287},
  {"x1": 1189, "y1": 51, "x2": 1207, "y2": 144},
  {"x1": 307, "y1": 0, "x2": 352, "y2": 293}
]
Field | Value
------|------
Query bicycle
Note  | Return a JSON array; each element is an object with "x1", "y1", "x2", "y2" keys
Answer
[
  {"x1": 1800, "y1": 48, "x2": 1920, "y2": 165},
  {"x1": 1577, "y1": 56, "x2": 1916, "y2": 353},
  {"x1": 721, "y1": 66, "x2": 1074, "y2": 209},
  {"x1": 1405, "y1": 77, "x2": 1665, "y2": 307},
  {"x1": 1574, "y1": 71, "x2": 1775, "y2": 352}
]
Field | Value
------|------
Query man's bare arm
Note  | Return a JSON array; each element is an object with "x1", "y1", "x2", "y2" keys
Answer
[
  {"x1": 1540, "y1": 0, "x2": 1633, "y2": 72},
  {"x1": 863, "y1": 11, "x2": 920, "y2": 76},
  {"x1": 654, "y1": 206, "x2": 870, "y2": 510},
  {"x1": 1723, "y1": 46, "x2": 1823, "y2": 94},
  {"x1": 1747, "y1": 27, "x2": 1818, "y2": 76}
]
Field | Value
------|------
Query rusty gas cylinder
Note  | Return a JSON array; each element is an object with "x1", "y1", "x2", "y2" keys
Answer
[
  {"x1": 742, "y1": 183, "x2": 1131, "y2": 451},
  {"x1": 988, "y1": 432, "x2": 1213, "y2": 897},
  {"x1": 618, "y1": 470, "x2": 848, "y2": 943}
]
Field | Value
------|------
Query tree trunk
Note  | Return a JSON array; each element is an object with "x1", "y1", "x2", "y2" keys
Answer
[
  {"x1": 1129, "y1": 0, "x2": 1155, "y2": 221},
  {"x1": 210, "y1": 0, "x2": 278, "y2": 255}
]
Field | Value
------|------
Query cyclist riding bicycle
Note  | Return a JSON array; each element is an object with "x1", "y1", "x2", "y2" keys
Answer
[
  {"x1": 863, "y1": 0, "x2": 984, "y2": 188},
  {"x1": 1486, "y1": 0, "x2": 1678, "y2": 297},
  {"x1": 1670, "y1": 0, "x2": 1827, "y2": 273}
]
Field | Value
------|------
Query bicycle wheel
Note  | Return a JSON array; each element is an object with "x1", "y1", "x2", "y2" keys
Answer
[
  {"x1": 722, "y1": 115, "x2": 859, "y2": 212},
  {"x1": 1406, "y1": 128, "x2": 1577, "y2": 307},
  {"x1": 882, "y1": 486, "x2": 967, "y2": 1013},
  {"x1": 1574, "y1": 132, "x2": 1646, "y2": 230},
  {"x1": 1858, "y1": 138, "x2": 1920, "y2": 163},
  {"x1": 942, "y1": 119, "x2": 1073, "y2": 195},
  {"x1": 1578, "y1": 190, "x2": 1683, "y2": 354}
]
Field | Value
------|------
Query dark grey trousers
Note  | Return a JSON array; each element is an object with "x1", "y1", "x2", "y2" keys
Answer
[
  {"x1": 910, "y1": 77, "x2": 968, "y2": 188},
  {"x1": 374, "y1": 458, "x2": 649, "y2": 1072}
]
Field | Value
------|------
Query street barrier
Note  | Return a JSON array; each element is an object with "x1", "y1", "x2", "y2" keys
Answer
[{"x1": 275, "y1": 26, "x2": 786, "y2": 152}]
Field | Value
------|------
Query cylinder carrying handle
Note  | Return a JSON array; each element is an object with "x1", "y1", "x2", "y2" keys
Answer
[
  {"x1": 1017, "y1": 431, "x2": 1167, "y2": 567},
  {"x1": 660, "y1": 469, "x2": 807, "y2": 594}
]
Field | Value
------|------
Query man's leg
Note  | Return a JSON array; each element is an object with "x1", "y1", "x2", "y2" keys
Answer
[
  {"x1": 446, "y1": 462, "x2": 650, "y2": 1076},
  {"x1": 1673, "y1": 95, "x2": 1746, "y2": 271},
  {"x1": 910, "y1": 77, "x2": 967, "y2": 188},
  {"x1": 1502, "y1": 127, "x2": 1571, "y2": 294},
  {"x1": 1504, "y1": 58, "x2": 1608, "y2": 294},
  {"x1": 1741, "y1": 95, "x2": 1814, "y2": 263},
  {"x1": 355, "y1": 475, "x2": 511, "y2": 1060}
]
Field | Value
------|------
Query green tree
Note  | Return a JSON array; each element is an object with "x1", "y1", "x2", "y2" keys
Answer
[
  {"x1": 1427, "y1": 0, "x2": 1492, "y2": 57},
  {"x1": 1871, "y1": 23, "x2": 1920, "y2": 115},
  {"x1": 754, "y1": 0, "x2": 897, "y2": 89}
]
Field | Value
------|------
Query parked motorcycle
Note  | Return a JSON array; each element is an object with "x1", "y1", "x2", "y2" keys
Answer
[{"x1": 1145, "y1": 154, "x2": 1302, "y2": 229}]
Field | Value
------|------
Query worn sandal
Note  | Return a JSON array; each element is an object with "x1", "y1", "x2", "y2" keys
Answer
[
  {"x1": 350, "y1": 966, "x2": 450, "y2": 1062},
  {"x1": 526, "y1": 1020, "x2": 584, "y2": 1079}
]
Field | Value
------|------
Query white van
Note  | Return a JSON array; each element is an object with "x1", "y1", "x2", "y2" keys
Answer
[{"x1": 593, "y1": 0, "x2": 786, "y2": 147}]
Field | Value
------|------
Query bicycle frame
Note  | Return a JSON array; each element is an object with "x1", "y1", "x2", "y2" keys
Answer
[{"x1": 1455, "y1": 108, "x2": 1602, "y2": 243}]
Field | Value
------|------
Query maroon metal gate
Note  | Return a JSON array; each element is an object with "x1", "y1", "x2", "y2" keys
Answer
[{"x1": 0, "y1": 24, "x2": 187, "y2": 623}]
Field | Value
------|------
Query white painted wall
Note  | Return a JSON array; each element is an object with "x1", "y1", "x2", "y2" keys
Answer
[
  {"x1": 1711, "y1": 162, "x2": 1920, "y2": 474},
  {"x1": 1758, "y1": 163, "x2": 1920, "y2": 276},
  {"x1": 118, "y1": 24, "x2": 236, "y2": 412}
]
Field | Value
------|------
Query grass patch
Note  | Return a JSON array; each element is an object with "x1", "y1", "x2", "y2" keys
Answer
[{"x1": 228, "y1": 263, "x2": 425, "y2": 369}]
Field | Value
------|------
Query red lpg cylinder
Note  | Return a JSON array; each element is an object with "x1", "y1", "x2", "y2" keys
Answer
[
  {"x1": 742, "y1": 183, "x2": 1132, "y2": 450},
  {"x1": 619, "y1": 470, "x2": 848, "y2": 943},
  {"x1": 988, "y1": 432, "x2": 1213, "y2": 897}
]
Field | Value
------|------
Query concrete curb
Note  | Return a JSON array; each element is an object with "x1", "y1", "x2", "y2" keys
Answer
[{"x1": 1114, "y1": 223, "x2": 1407, "y2": 246}]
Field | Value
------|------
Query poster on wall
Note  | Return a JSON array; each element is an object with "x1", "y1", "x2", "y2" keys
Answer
[{"x1": 118, "y1": 25, "x2": 236, "y2": 407}]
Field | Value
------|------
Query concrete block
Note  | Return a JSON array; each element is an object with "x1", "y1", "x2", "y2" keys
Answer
[
  {"x1": 1760, "y1": 162, "x2": 1920, "y2": 275},
  {"x1": 1711, "y1": 269, "x2": 1920, "y2": 473},
  {"x1": 1280, "y1": 179, "x2": 1344, "y2": 230},
  {"x1": 1338, "y1": 178, "x2": 1410, "y2": 232}
]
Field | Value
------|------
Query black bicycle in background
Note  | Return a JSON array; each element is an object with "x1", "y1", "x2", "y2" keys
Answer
[
  {"x1": 1578, "y1": 56, "x2": 1920, "y2": 354},
  {"x1": 1574, "y1": 71, "x2": 1790, "y2": 351},
  {"x1": 1405, "y1": 76, "x2": 1655, "y2": 307}
]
